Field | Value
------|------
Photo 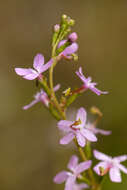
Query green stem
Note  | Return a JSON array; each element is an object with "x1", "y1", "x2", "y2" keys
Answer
[
  {"x1": 49, "y1": 35, "x2": 100, "y2": 190},
  {"x1": 49, "y1": 45, "x2": 66, "y2": 120},
  {"x1": 75, "y1": 140, "x2": 96, "y2": 188}
]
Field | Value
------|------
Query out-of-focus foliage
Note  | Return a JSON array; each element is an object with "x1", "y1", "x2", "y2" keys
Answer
[{"x1": 0, "y1": 0, "x2": 127, "y2": 189}]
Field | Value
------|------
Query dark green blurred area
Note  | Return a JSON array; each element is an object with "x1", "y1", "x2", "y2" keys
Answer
[{"x1": 0, "y1": 0, "x2": 127, "y2": 189}]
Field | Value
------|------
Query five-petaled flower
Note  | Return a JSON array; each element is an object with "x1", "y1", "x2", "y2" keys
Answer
[
  {"x1": 23, "y1": 84, "x2": 60, "y2": 110},
  {"x1": 76, "y1": 67, "x2": 108, "y2": 95},
  {"x1": 53, "y1": 155, "x2": 91, "y2": 190},
  {"x1": 15, "y1": 53, "x2": 52, "y2": 80},
  {"x1": 93, "y1": 149, "x2": 127, "y2": 182},
  {"x1": 58, "y1": 107, "x2": 97, "y2": 147},
  {"x1": 86, "y1": 122, "x2": 111, "y2": 136}
]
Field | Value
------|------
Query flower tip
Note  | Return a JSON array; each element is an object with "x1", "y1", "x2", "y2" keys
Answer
[
  {"x1": 103, "y1": 91, "x2": 109, "y2": 94},
  {"x1": 34, "y1": 53, "x2": 44, "y2": 60},
  {"x1": 15, "y1": 68, "x2": 22, "y2": 75},
  {"x1": 22, "y1": 106, "x2": 28, "y2": 110}
]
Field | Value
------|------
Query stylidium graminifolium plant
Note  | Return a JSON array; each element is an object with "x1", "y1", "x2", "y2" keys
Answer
[{"x1": 15, "y1": 15, "x2": 127, "y2": 190}]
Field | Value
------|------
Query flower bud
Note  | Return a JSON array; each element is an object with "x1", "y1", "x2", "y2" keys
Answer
[
  {"x1": 62, "y1": 14, "x2": 67, "y2": 20},
  {"x1": 54, "y1": 24, "x2": 60, "y2": 32},
  {"x1": 68, "y1": 19, "x2": 75, "y2": 26},
  {"x1": 90, "y1": 106, "x2": 103, "y2": 117},
  {"x1": 68, "y1": 32, "x2": 78, "y2": 42}
]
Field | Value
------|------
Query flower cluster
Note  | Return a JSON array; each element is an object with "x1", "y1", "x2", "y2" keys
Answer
[{"x1": 15, "y1": 15, "x2": 127, "y2": 190}]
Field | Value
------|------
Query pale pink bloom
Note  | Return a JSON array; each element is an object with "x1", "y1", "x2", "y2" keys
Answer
[
  {"x1": 58, "y1": 108, "x2": 97, "y2": 147},
  {"x1": 93, "y1": 150, "x2": 127, "y2": 183},
  {"x1": 76, "y1": 67, "x2": 108, "y2": 95},
  {"x1": 54, "y1": 155, "x2": 91, "y2": 190},
  {"x1": 15, "y1": 54, "x2": 52, "y2": 80},
  {"x1": 23, "y1": 84, "x2": 60, "y2": 110}
]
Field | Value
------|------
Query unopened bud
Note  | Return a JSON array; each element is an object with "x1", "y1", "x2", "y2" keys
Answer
[
  {"x1": 54, "y1": 24, "x2": 60, "y2": 32},
  {"x1": 68, "y1": 19, "x2": 75, "y2": 26},
  {"x1": 68, "y1": 32, "x2": 78, "y2": 42},
  {"x1": 90, "y1": 106, "x2": 103, "y2": 117},
  {"x1": 62, "y1": 14, "x2": 67, "y2": 20}
]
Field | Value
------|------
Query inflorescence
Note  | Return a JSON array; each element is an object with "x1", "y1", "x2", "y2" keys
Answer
[{"x1": 15, "y1": 15, "x2": 127, "y2": 190}]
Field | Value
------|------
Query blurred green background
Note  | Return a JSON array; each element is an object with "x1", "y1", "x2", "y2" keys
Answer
[{"x1": 0, "y1": 0, "x2": 127, "y2": 189}]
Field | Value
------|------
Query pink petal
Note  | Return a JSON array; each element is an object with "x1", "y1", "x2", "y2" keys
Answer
[
  {"x1": 81, "y1": 129, "x2": 97, "y2": 142},
  {"x1": 40, "y1": 58, "x2": 53, "y2": 73},
  {"x1": 109, "y1": 167, "x2": 121, "y2": 183},
  {"x1": 118, "y1": 164, "x2": 127, "y2": 174},
  {"x1": 67, "y1": 155, "x2": 78, "y2": 171},
  {"x1": 65, "y1": 175, "x2": 76, "y2": 190},
  {"x1": 89, "y1": 86, "x2": 108, "y2": 96},
  {"x1": 53, "y1": 84, "x2": 61, "y2": 92},
  {"x1": 93, "y1": 128, "x2": 111, "y2": 135},
  {"x1": 114, "y1": 155, "x2": 127, "y2": 163},
  {"x1": 23, "y1": 99, "x2": 39, "y2": 110},
  {"x1": 60, "y1": 132, "x2": 75, "y2": 145},
  {"x1": 53, "y1": 171, "x2": 68, "y2": 184},
  {"x1": 58, "y1": 40, "x2": 67, "y2": 48},
  {"x1": 62, "y1": 43, "x2": 78, "y2": 56},
  {"x1": 33, "y1": 54, "x2": 44, "y2": 73},
  {"x1": 75, "y1": 160, "x2": 92, "y2": 175},
  {"x1": 93, "y1": 150, "x2": 111, "y2": 161},
  {"x1": 15, "y1": 68, "x2": 33, "y2": 76},
  {"x1": 76, "y1": 107, "x2": 87, "y2": 127},
  {"x1": 23, "y1": 72, "x2": 39, "y2": 80},
  {"x1": 40, "y1": 94, "x2": 49, "y2": 107},
  {"x1": 76, "y1": 67, "x2": 86, "y2": 83},
  {"x1": 58, "y1": 120, "x2": 73, "y2": 132},
  {"x1": 76, "y1": 132, "x2": 86, "y2": 147},
  {"x1": 93, "y1": 161, "x2": 108, "y2": 175}
]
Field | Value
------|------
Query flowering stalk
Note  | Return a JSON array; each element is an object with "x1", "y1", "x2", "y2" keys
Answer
[
  {"x1": 15, "y1": 15, "x2": 127, "y2": 190},
  {"x1": 49, "y1": 17, "x2": 100, "y2": 190}
]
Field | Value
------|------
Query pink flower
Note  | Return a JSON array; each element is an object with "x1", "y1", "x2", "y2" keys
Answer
[
  {"x1": 93, "y1": 150, "x2": 127, "y2": 183},
  {"x1": 58, "y1": 107, "x2": 97, "y2": 147},
  {"x1": 23, "y1": 84, "x2": 60, "y2": 110},
  {"x1": 53, "y1": 155, "x2": 91, "y2": 190},
  {"x1": 58, "y1": 32, "x2": 78, "y2": 59},
  {"x1": 61, "y1": 43, "x2": 78, "y2": 59},
  {"x1": 76, "y1": 67, "x2": 108, "y2": 95},
  {"x1": 86, "y1": 122, "x2": 111, "y2": 136},
  {"x1": 15, "y1": 54, "x2": 52, "y2": 80}
]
